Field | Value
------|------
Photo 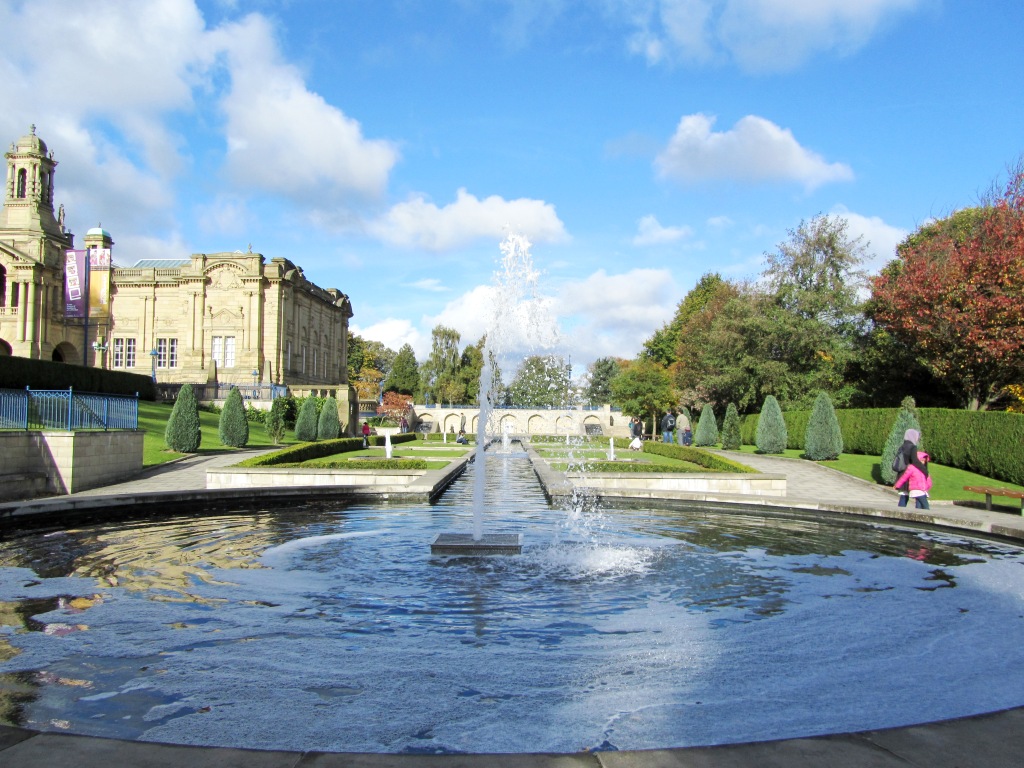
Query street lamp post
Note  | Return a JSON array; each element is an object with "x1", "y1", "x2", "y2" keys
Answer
[
  {"x1": 150, "y1": 349, "x2": 159, "y2": 382},
  {"x1": 91, "y1": 339, "x2": 108, "y2": 369},
  {"x1": 251, "y1": 368, "x2": 260, "y2": 400}
]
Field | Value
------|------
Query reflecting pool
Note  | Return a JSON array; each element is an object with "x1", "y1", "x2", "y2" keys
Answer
[{"x1": 1, "y1": 452, "x2": 1024, "y2": 754}]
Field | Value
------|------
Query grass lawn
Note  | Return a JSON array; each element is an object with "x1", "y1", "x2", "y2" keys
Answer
[
  {"x1": 734, "y1": 445, "x2": 1024, "y2": 504},
  {"x1": 139, "y1": 401, "x2": 295, "y2": 467}
]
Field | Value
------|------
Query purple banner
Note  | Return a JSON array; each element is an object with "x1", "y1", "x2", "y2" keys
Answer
[{"x1": 65, "y1": 250, "x2": 87, "y2": 319}]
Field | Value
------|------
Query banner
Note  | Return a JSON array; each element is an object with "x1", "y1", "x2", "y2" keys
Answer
[
  {"x1": 88, "y1": 248, "x2": 111, "y2": 319},
  {"x1": 65, "y1": 249, "x2": 87, "y2": 319}
]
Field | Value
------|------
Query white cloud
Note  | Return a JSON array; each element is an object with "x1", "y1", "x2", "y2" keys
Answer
[
  {"x1": 707, "y1": 214, "x2": 734, "y2": 229},
  {"x1": 407, "y1": 278, "x2": 449, "y2": 292},
  {"x1": 832, "y1": 207, "x2": 908, "y2": 274},
  {"x1": 367, "y1": 188, "x2": 568, "y2": 252},
  {"x1": 197, "y1": 196, "x2": 250, "y2": 237},
  {"x1": 211, "y1": 14, "x2": 398, "y2": 203},
  {"x1": 353, "y1": 318, "x2": 423, "y2": 357},
  {"x1": 611, "y1": 0, "x2": 923, "y2": 72},
  {"x1": 633, "y1": 215, "x2": 694, "y2": 246},
  {"x1": 656, "y1": 113, "x2": 853, "y2": 190},
  {"x1": 110, "y1": 231, "x2": 195, "y2": 266}
]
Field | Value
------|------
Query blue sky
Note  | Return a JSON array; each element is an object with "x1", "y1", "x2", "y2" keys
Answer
[{"x1": 2, "y1": 0, "x2": 1022, "y2": 374}]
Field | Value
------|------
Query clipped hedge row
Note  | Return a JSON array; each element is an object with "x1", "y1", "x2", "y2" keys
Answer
[
  {"x1": 0, "y1": 356, "x2": 156, "y2": 400},
  {"x1": 304, "y1": 458, "x2": 430, "y2": 470},
  {"x1": 236, "y1": 438, "x2": 364, "y2": 467},
  {"x1": 576, "y1": 461, "x2": 708, "y2": 474},
  {"x1": 642, "y1": 441, "x2": 754, "y2": 473},
  {"x1": 740, "y1": 407, "x2": 1024, "y2": 486}
]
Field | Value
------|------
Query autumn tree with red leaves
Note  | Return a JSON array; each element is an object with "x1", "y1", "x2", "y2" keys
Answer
[
  {"x1": 870, "y1": 171, "x2": 1024, "y2": 410},
  {"x1": 377, "y1": 391, "x2": 413, "y2": 424}
]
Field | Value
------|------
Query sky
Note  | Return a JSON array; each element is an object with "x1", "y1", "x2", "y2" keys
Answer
[{"x1": 2, "y1": 0, "x2": 1022, "y2": 376}]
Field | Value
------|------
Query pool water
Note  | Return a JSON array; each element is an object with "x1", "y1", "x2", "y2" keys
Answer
[{"x1": 1, "y1": 452, "x2": 1024, "y2": 753}]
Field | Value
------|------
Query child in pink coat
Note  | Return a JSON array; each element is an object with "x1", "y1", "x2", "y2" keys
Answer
[{"x1": 895, "y1": 451, "x2": 932, "y2": 509}]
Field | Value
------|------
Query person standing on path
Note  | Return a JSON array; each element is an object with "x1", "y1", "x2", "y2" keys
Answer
[
  {"x1": 895, "y1": 429, "x2": 929, "y2": 507},
  {"x1": 661, "y1": 411, "x2": 676, "y2": 443}
]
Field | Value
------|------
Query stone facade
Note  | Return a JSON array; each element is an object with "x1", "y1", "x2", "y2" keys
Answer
[{"x1": 0, "y1": 127, "x2": 355, "y2": 417}]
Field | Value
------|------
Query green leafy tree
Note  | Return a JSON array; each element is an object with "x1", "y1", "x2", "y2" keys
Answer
[
  {"x1": 880, "y1": 396, "x2": 922, "y2": 484},
  {"x1": 720, "y1": 403, "x2": 741, "y2": 450},
  {"x1": 457, "y1": 338, "x2": 486, "y2": 405},
  {"x1": 266, "y1": 397, "x2": 288, "y2": 445},
  {"x1": 347, "y1": 332, "x2": 366, "y2": 383},
  {"x1": 317, "y1": 396, "x2": 340, "y2": 440},
  {"x1": 420, "y1": 325, "x2": 462, "y2": 403},
  {"x1": 804, "y1": 391, "x2": 843, "y2": 460},
  {"x1": 643, "y1": 273, "x2": 727, "y2": 368},
  {"x1": 609, "y1": 359, "x2": 674, "y2": 432},
  {"x1": 755, "y1": 395, "x2": 788, "y2": 454},
  {"x1": 362, "y1": 340, "x2": 397, "y2": 381},
  {"x1": 870, "y1": 171, "x2": 1024, "y2": 410},
  {"x1": 218, "y1": 387, "x2": 249, "y2": 448},
  {"x1": 507, "y1": 355, "x2": 570, "y2": 407},
  {"x1": 586, "y1": 357, "x2": 621, "y2": 405},
  {"x1": 294, "y1": 396, "x2": 319, "y2": 442},
  {"x1": 165, "y1": 383, "x2": 201, "y2": 453},
  {"x1": 384, "y1": 343, "x2": 420, "y2": 396},
  {"x1": 693, "y1": 404, "x2": 719, "y2": 447}
]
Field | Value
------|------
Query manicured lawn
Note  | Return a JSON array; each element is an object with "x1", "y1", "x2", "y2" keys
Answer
[
  {"x1": 139, "y1": 401, "x2": 295, "y2": 466},
  {"x1": 734, "y1": 445, "x2": 1024, "y2": 504}
]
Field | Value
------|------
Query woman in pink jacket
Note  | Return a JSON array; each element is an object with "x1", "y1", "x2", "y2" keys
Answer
[{"x1": 895, "y1": 451, "x2": 932, "y2": 509}]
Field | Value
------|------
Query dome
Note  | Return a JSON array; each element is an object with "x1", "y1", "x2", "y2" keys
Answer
[
  {"x1": 14, "y1": 125, "x2": 47, "y2": 156},
  {"x1": 86, "y1": 227, "x2": 112, "y2": 240}
]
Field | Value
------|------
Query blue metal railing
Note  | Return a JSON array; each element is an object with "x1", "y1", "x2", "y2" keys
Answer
[{"x1": 0, "y1": 387, "x2": 139, "y2": 431}]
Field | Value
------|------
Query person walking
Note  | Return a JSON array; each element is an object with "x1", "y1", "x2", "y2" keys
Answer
[
  {"x1": 361, "y1": 420, "x2": 371, "y2": 448},
  {"x1": 895, "y1": 450, "x2": 932, "y2": 509},
  {"x1": 660, "y1": 411, "x2": 676, "y2": 443},
  {"x1": 675, "y1": 409, "x2": 691, "y2": 445},
  {"x1": 894, "y1": 429, "x2": 929, "y2": 507}
]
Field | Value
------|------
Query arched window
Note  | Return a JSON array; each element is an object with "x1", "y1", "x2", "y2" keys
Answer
[{"x1": 16, "y1": 169, "x2": 27, "y2": 198}]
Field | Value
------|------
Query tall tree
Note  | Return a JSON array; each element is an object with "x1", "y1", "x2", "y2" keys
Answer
[
  {"x1": 643, "y1": 272, "x2": 726, "y2": 367},
  {"x1": 585, "y1": 357, "x2": 622, "y2": 405},
  {"x1": 218, "y1": 387, "x2": 249, "y2": 448},
  {"x1": 507, "y1": 355, "x2": 571, "y2": 407},
  {"x1": 165, "y1": 383, "x2": 201, "y2": 453},
  {"x1": 457, "y1": 337, "x2": 486, "y2": 405},
  {"x1": 870, "y1": 174, "x2": 1024, "y2": 410},
  {"x1": 420, "y1": 325, "x2": 462, "y2": 403},
  {"x1": 384, "y1": 343, "x2": 420, "y2": 395},
  {"x1": 347, "y1": 332, "x2": 366, "y2": 383},
  {"x1": 609, "y1": 359, "x2": 674, "y2": 432}
]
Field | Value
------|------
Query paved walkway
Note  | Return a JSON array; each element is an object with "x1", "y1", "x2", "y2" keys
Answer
[{"x1": 4, "y1": 449, "x2": 1024, "y2": 767}]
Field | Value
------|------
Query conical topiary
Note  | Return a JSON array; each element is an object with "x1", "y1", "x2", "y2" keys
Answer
[
  {"x1": 881, "y1": 396, "x2": 922, "y2": 484},
  {"x1": 755, "y1": 395, "x2": 787, "y2": 454},
  {"x1": 317, "y1": 396, "x2": 340, "y2": 440},
  {"x1": 294, "y1": 397, "x2": 319, "y2": 442},
  {"x1": 218, "y1": 386, "x2": 249, "y2": 448},
  {"x1": 165, "y1": 383, "x2": 201, "y2": 453},
  {"x1": 721, "y1": 403, "x2": 742, "y2": 450},
  {"x1": 804, "y1": 391, "x2": 843, "y2": 461},
  {"x1": 266, "y1": 397, "x2": 288, "y2": 445},
  {"x1": 693, "y1": 404, "x2": 719, "y2": 447}
]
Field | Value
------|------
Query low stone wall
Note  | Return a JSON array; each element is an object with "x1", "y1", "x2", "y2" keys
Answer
[
  {"x1": 567, "y1": 471, "x2": 787, "y2": 498},
  {"x1": 0, "y1": 430, "x2": 144, "y2": 500}
]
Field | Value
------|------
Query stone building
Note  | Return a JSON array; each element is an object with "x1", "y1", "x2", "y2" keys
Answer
[{"x1": 0, "y1": 126, "x2": 356, "y2": 423}]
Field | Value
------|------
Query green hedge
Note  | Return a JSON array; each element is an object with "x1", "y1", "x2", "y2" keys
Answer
[
  {"x1": 642, "y1": 442, "x2": 754, "y2": 473},
  {"x1": 236, "y1": 438, "x2": 364, "y2": 466},
  {"x1": 741, "y1": 407, "x2": 1024, "y2": 485},
  {"x1": 0, "y1": 356, "x2": 156, "y2": 399},
  {"x1": 304, "y1": 458, "x2": 429, "y2": 470}
]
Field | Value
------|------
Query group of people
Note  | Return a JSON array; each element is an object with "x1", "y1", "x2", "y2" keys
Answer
[{"x1": 626, "y1": 411, "x2": 693, "y2": 450}]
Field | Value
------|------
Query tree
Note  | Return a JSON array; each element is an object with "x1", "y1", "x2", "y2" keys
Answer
[
  {"x1": 317, "y1": 396, "x2": 340, "y2": 440},
  {"x1": 507, "y1": 355, "x2": 571, "y2": 407},
  {"x1": 362, "y1": 340, "x2": 396, "y2": 381},
  {"x1": 693, "y1": 404, "x2": 719, "y2": 447},
  {"x1": 457, "y1": 338, "x2": 486, "y2": 405},
  {"x1": 804, "y1": 391, "x2": 843, "y2": 460},
  {"x1": 384, "y1": 343, "x2": 420, "y2": 396},
  {"x1": 870, "y1": 173, "x2": 1024, "y2": 409},
  {"x1": 755, "y1": 395, "x2": 788, "y2": 454},
  {"x1": 347, "y1": 332, "x2": 366, "y2": 383},
  {"x1": 586, "y1": 357, "x2": 621, "y2": 405},
  {"x1": 420, "y1": 325, "x2": 462, "y2": 403},
  {"x1": 218, "y1": 387, "x2": 249, "y2": 448},
  {"x1": 165, "y1": 383, "x2": 201, "y2": 453},
  {"x1": 643, "y1": 273, "x2": 727, "y2": 367},
  {"x1": 294, "y1": 397, "x2": 319, "y2": 442},
  {"x1": 378, "y1": 391, "x2": 413, "y2": 424},
  {"x1": 266, "y1": 397, "x2": 288, "y2": 445},
  {"x1": 721, "y1": 403, "x2": 741, "y2": 450},
  {"x1": 609, "y1": 359, "x2": 674, "y2": 432},
  {"x1": 880, "y1": 396, "x2": 921, "y2": 484}
]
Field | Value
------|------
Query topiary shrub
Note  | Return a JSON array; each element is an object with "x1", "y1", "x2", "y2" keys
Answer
[
  {"x1": 693, "y1": 404, "x2": 719, "y2": 447},
  {"x1": 881, "y1": 396, "x2": 921, "y2": 484},
  {"x1": 218, "y1": 387, "x2": 249, "y2": 448},
  {"x1": 265, "y1": 397, "x2": 288, "y2": 445},
  {"x1": 317, "y1": 396, "x2": 341, "y2": 440},
  {"x1": 294, "y1": 397, "x2": 319, "y2": 442},
  {"x1": 755, "y1": 395, "x2": 788, "y2": 454},
  {"x1": 165, "y1": 383, "x2": 201, "y2": 453},
  {"x1": 804, "y1": 391, "x2": 843, "y2": 461},
  {"x1": 721, "y1": 403, "x2": 741, "y2": 450}
]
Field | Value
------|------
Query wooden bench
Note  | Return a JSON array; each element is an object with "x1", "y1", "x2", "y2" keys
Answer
[{"x1": 963, "y1": 485, "x2": 1024, "y2": 513}]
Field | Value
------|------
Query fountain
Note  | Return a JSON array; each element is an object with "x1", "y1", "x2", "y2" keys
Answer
[
  {"x1": 607, "y1": 437, "x2": 616, "y2": 461},
  {"x1": 432, "y1": 233, "x2": 556, "y2": 556}
]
